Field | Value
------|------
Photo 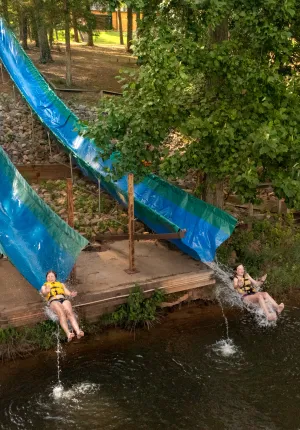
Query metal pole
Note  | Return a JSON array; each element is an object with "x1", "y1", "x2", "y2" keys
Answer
[
  {"x1": 67, "y1": 178, "x2": 76, "y2": 281},
  {"x1": 69, "y1": 153, "x2": 73, "y2": 183},
  {"x1": 126, "y1": 173, "x2": 136, "y2": 273},
  {"x1": 98, "y1": 178, "x2": 101, "y2": 214}
]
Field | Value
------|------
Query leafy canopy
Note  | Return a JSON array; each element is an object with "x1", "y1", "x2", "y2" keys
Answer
[{"x1": 87, "y1": 0, "x2": 300, "y2": 208}]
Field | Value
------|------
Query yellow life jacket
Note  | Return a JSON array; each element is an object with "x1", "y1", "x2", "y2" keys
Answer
[
  {"x1": 236, "y1": 274, "x2": 257, "y2": 295},
  {"x1": 45, "y1": 281, "x2": 65, "y2": 302}
]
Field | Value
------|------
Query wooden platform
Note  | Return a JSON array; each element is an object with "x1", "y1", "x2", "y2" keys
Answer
[{"x1": 0, "y1": 241, "x2": 216, "y2": 328}]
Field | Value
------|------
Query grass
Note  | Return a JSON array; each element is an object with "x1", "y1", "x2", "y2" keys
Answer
[
  {"x1": 55, "y1": 30, "x2": 128, "y2": 46},
  {"x1": 94, "y1": 31, "x2": 128, "y2": 45}
]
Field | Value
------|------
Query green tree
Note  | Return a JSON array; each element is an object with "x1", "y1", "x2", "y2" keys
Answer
[
  {"x1": 1, "y1": 0, "x2": 9, "y2": 23},
  {"x1": 86, "y1": 0, "x2": 300, "y2": 209}
]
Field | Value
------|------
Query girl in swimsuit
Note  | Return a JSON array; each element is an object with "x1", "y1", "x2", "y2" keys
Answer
[
  {"x1": 233, "y1": 264, "x2": 284, "y2": 321},
  {"x1": 40, "y1": 270, "x2": 84, "y2": 342}
]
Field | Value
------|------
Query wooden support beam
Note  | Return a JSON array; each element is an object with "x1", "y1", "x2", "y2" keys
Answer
[
  {"x1": 67, "y1": 178, "x2": 76, "y2": 281},
  {"x1": 125, "y1": 173, "x2": 138, "y2": 273},
  {"x1": 16, "y1": 164, "x2": 79, "y2": 183},
  {"x1": 95, "y1": 230, "x2": 187, "y2": 242}
]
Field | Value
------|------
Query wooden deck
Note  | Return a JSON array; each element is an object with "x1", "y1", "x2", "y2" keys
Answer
[{"x1": 0, "y1": 241, "x2": 216, "y2": 328}]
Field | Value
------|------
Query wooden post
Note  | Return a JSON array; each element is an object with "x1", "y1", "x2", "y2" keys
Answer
[
  {"x1": 98, "y1": 178, "x2": 101, "y2": 214},
  {"x1": 125, "y1": 173, "x2": 138, "y2": 273},
  {"x1": 67, "y1": 178, "x2": 76, "y2": 281},
  {"x1": 69, "y1": 153, "x2": 73, "y2": 183},
  {"x1": 247, "y1": 203, "x2": 253, "y2": 231},
  {"x1": 47, "y1": 132, "x2": 52, "y2": 158},
  {"x1": 278, "y1": 199, "x2": 284, "y2": 215},
  {"x1": 0, "y1": 63, "x2": 4, "y2": 84}
]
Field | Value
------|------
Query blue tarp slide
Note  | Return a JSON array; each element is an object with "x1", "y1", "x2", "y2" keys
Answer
[{"x1": 0, "y1": 17, "x2": 237, "y2": 289}]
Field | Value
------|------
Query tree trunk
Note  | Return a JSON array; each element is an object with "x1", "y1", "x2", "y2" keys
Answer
[
  {"x1": 117, "y1": 8, "x2": 124, "y2": 45},
  {"x1": 127, "y1": 6, "x2": 133, "y2": 53},
  {"x1": 64, "y1": 0, "x2": 72, "y2": 86},
  {"x1": 85, "y1": 1, "x2": 94, "y2": 47},
  {"x1": 49, "y1": 26, "x2": 54, "y2": 48},
  {"x1": 30, "y1": 12, "x2": 39, "y2": 47},
  {"x1": 32, "y1": 0, "x2": 52, "y2": 62},
  {"x1": 21, "y1": 15, "x2": 29, "y2": 50},
  {"x1": 38, "y1": 25, "x2": 53, "y2": 63},
  {"x1": 202, "y1": 19, "x2": 228, "y2": 209},
  {"x1": 203, "y1": 174, "x2": 224, "y2": 209},
  {"x1": 72, "y1": 13, "x2": 80, "y2": 43},
  {"x1": 1, "y1": 0, "x2": 9, "y2": 24}
]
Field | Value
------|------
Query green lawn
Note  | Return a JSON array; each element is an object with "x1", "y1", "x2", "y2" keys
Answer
[
  {"x1": 56, "y1": 30, "x2": 128, "y2": 46},
  {"x1": 94, "y1": 31, "x2": 128, "y2": 45}
]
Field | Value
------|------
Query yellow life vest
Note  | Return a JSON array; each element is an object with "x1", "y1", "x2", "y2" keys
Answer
[
  {"x1": 236, "y1": 274, "x2": 257, "y2": 295},
  {"x1": 45, "y1": 281, "x2": 65, "y2": 302}
]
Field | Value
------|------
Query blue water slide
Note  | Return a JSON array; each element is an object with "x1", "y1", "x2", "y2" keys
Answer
[{"x1": 0, "y1": 17, "x2": 237, "y2": 284}]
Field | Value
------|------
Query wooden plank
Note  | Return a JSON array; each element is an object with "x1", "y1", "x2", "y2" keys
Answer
[
  {"x1": 95, "y1": 230, "x2": 187, "y2": 242},
  {"x1": 16, "y1": 164, "x2": 79, "y2": 183}
]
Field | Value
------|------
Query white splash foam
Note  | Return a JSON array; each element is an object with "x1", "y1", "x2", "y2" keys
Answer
[
  {"x1": 53, "y1": 384, "x2": 64, "y2": 399},
  {"x1": 44, "y1": 306, "x2": 58, "y2": 322},
  {"x1": 212, "y1": 339, "x2": 238, "y2": 357},
  {"x1": 52, "y1": 383, "x2": 100, "y2": 400}
]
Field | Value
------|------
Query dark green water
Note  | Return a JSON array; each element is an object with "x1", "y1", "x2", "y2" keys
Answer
[{"x1": 0, "y1": 304, "x2": 299, "y2": 430}]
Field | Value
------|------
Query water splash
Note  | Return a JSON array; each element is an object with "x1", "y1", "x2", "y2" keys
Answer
[
  {"x1": 212, "y1": 339, "x2": 238, "y2": 357},
  {"x1": 53, "y1": 383, "x2": 100, "y2": 400},
  {"x1": 52, "y1": 325, "x2": 63, "y2": 397},
  {"x1": 44, "y1": 305, "x2": 58, "y2": 322},
  {"x1": 207, "y1": 260, "x2": 278, "y2": 327}
]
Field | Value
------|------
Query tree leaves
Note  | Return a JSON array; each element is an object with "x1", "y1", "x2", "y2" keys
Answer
[{"x1": 86, "y1": 0, "x2": 300, "y2": 208}]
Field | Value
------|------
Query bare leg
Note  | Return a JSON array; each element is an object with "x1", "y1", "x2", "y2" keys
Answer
[
  {"x1": 243, "y1": 293, "x2": 277, "y2": 321},
  {"x1": 258, "y1": 295, "x2": 277, "y2": 321},
  {"x1": 262, "y1": 293, "x2": 284, "y2": 313},
  {"x1": 62, "y1": 300, "x2": 84, "y2": 339},
  {"x1": 50, "y1": 301, "x2": 75, "y2": 341}
]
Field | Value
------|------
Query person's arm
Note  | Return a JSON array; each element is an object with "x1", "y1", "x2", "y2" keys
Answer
[
  {"x1": 40, "y1": 284, "x2": 50, "y2": 298},
  {"x1": 62, "y1": 284, "x2": 77, "y2": 298},
  {"x1": 247, "y1": 273, "x2": 266, "y2": 287},
  {"x1": 233, "y1": 277, "x2": 239, "y2": 290}
]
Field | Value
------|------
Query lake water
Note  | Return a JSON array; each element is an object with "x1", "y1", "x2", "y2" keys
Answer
[{"x1": 0, "y1": 304, "x2": 299, "y2": 430}]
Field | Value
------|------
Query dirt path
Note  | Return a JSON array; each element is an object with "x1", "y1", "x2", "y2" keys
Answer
[{"x1": 26, "y1": 43, "x2": 137, "y2": 105}]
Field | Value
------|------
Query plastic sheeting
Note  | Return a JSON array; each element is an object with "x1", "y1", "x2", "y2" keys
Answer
[
  {"x1": 0, "y1": 147, "x2": 88, "y2": 289},
  {"x1": 0, "y1": 17, "x2": 237, "y2": 266}
]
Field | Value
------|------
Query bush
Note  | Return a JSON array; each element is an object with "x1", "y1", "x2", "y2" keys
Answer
[
  {"x1": 217, "y1": 215, "x2": 300, "y2": 298},
  {"x1": 103, "y1": 285, "x2": 166, "y2": 330}
]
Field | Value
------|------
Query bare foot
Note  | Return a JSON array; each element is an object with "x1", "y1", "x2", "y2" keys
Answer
[
  {"x1": 76, "y1": 330, "x2": 84, "y2": 340},
  {"x1": 67, "y1": 332, "x2": 75, "y2": 342},
  {"x1": 277, "y1": 303, "x2": 285, "y2": 314},
  {"x1": 267, "y1": 313, "x2": 277, "y2": 321},
  {"x1": 260, "y1": 274, "x2": 267, "y2": 283}
]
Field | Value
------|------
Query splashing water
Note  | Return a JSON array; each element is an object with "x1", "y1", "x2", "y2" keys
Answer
[
  {"x1": 44, "y1": 305, "x2": 58, "y2": 322},
  {"x1": 207, "y1": 260, "x2": 278, "y2": 327},
  {"x1": 53, "y1": 325, "x2": 63, "y2": 397},
  {"x1": 212, "y1": 339, "x2": 238, "y2": 357},
  {"x1": 52, "y1": 382, "x2": 100, "y2": 400}
]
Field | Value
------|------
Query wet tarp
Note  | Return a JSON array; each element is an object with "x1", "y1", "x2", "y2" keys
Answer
[
  {"x1": 0, "y1": 147, "x2": 88, "y2": 289},
  {"x1": 0, "y1": 17, "x2": 237, "y2": 270}
]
